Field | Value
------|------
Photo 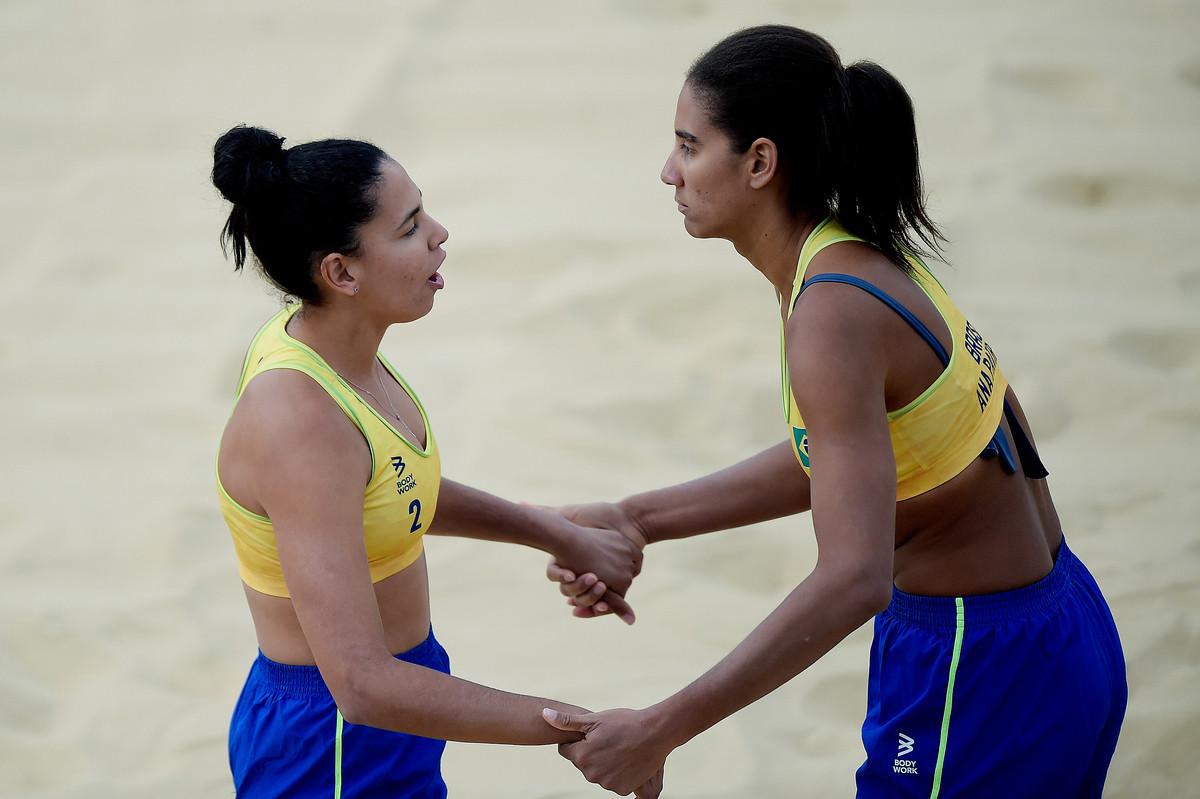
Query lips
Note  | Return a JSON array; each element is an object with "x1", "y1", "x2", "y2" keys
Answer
[{"x1": 427, "y1": 271, "x2": 444, "y2": 290}]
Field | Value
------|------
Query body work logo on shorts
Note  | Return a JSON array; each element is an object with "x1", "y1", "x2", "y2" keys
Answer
[
  {"x1": 792, "y1": 427, "x2": 811, "y2": 468},
  {"x1": 894, "y1": 732, "x2": 917, "y2": 774}
]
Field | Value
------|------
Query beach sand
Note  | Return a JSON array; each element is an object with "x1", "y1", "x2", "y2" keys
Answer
[{"x1": 1, "y1": 0, "x2": 1197, "y2": 796}]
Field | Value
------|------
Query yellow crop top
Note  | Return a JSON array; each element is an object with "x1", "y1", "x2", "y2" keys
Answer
[
  {"x1": 217, "y1": 304, "x2": 440, "y2": 597},
  {"x1": 781, "y1": 218, "x2": 1015, "y2": 501}
]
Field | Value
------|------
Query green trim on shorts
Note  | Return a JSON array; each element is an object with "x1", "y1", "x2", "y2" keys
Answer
[
  {"x1": 334, "y1": 709, "x2": 345, "y2": 799},
  {"x1": 929, "y1": 597, "x2": 965, "y2": 799}
]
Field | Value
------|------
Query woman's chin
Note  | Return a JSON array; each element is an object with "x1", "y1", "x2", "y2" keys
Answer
[
  {"x1": 682, "y1": 216, "x2": 716, "y2": 239},
  {"x1": 391, "y1": 299, "x2": 436, "y2": 325}
]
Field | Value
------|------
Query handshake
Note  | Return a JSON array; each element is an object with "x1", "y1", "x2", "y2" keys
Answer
[
  {"x1": 536, "y1": 501, "x2": 671, "y2": 799},
  {"x1": 541, "y1": 501, "x2": 649, "y2": 623}
]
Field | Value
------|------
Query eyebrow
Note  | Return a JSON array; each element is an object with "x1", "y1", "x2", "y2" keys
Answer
[
  {"x1": 675, "y1": 129, "x2": 699, "y2": 143},
  {"x1": 393, "y1": 188, "x2": 425, "y2": 231},
  {"x1": 397, "y1": 203, "x2": 421, "y2": 231}
]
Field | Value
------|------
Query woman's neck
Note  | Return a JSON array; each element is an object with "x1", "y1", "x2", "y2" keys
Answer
[
  {"x1": 731, "y1": 205, "x2": 821, "y2": 302},
  {"x1": 286, "y1": 304, "x2": 387, "y2": 384}
]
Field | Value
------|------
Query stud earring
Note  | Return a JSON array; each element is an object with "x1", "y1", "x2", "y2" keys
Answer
[{"x1": 353, "y1": 286, "x2": 360, "y2": 295}]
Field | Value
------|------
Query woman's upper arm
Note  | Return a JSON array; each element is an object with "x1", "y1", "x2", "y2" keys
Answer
[
  {"x1": 241, "y1": 371, "x2": 388, "y2": 702},
  {"x1": 786, "y1": 286, "x2": 896, "y2": 604}
]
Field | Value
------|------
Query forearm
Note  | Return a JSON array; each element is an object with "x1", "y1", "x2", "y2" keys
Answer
[
  {"x1": 429, "y1": 478, "x2": 569, "y2": 554},
  {"x1": 349, "y1": 658, "x2": 584, "y2": 745},
  {"x1": 650, "y1": 565, "x2": 886, "y2": 747},
  {"x1": 621, "y1": 441, "x2": 810, "y2": 544}
]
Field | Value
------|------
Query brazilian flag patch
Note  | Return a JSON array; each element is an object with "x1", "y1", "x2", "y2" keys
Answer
[{"x1": 792, "y1": 426, "x2": 811, "y2": 468}]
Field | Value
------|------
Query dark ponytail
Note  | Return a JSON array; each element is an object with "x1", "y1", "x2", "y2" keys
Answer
[
  {"x1": 838, "y1": 62, "x2": 944, "y2": 265},
  {"x1": 211, "y1": 125, "x2": 389, "y2": 304},
  {"x1": 686, "y1": 26, "x2": 945, "y2": 270}
]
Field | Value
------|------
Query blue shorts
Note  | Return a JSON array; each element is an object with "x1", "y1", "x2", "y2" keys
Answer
[
  {"x1": 229, "y1": 628, "x2": 451, "y2": 798},
  {"x1": 856, "y1": 538, "x2": 1126, "y2": 798}
]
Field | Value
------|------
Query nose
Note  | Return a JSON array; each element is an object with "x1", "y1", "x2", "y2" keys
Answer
[
  {"x1": 430, "y1": 216, "x2": 449, "y2": 248},
  {"x1": 660, "y1": 150, "x2": 679, "y2": 187}
]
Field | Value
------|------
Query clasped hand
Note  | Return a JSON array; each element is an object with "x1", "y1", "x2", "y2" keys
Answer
[
  {"x1": 543, "y1": 707, "x2": 669, "y2": 798},
  {"x1": 544, "y1": 502, "x2": 648, "y2": 621}
]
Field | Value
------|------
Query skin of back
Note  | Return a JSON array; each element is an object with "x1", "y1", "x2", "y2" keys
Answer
[{"x1": 793, "y1": 239, "x2": 1060, "y2": 596}]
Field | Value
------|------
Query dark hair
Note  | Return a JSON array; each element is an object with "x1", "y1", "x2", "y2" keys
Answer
[
  {"x1": 211, "y1": 125, "x2": 389, "y2": 303},
  {"x1": 686, "y1": 25, "x2": 945, "y2": 268}
]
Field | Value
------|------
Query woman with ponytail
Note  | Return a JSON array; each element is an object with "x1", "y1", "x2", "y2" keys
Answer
[
  {"x1": 210, "y1": 126, "x2": 659, "y2": 798},
  {"x1": 543, "y1": 26, "x2": 1126, "y2": 797}
]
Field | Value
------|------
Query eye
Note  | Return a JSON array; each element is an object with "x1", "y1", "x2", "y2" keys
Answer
[
  {"x1": 678, "y1": 142, "x2": 694, "y2": 156},
  {"x1": 404, "y1": 221, "x2": 420, "y2": 238}
]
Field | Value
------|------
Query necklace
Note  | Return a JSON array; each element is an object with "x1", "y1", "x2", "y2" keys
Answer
[{"x1": 343, "y1": 362, "x2": 421, "y2": 445}]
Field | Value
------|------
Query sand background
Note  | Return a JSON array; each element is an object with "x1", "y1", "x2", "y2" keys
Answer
[{"x1": 2, "y1": 0, "x2": 1198, "y2": 796}]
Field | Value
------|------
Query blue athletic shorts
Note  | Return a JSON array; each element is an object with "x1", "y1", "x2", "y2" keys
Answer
[
  {"x1": 856, "y1": 538, "x2": 1126, "y2": 798},
  {"x1": 229, "y1": 627, "x2": 451, "y2": 798}
]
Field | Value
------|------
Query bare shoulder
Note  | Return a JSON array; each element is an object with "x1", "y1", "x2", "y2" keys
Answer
[
  {"x1": 805, "y1": 238, "x2": 908, "y2": 289},
  {"x1": 787, "y1": 284, "x2": 891, "y2": 411},
  {"x1": 229, "y1": 369, "x2": 368, "y2": 470},
  {"x1": 788, "y1": 239, "x2": 920, "y2": 399}
]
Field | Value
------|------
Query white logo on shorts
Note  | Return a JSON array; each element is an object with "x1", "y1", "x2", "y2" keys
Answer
[{"x1": 893, "y1": 733, "x2": 918, "y2": 774}]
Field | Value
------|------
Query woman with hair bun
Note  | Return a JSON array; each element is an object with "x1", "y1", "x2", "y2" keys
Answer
[
  {"x1": 544, "y1": 25, "x2": 1126, "y2": 798},
  {"x1": 211, "y1": 126, "x2": 656, "y2": 798}
]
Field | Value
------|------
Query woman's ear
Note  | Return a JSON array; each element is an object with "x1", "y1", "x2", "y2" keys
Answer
[
  {"x1": 318, "y1": 252, "x2": 360, "y2": 298},
  {"x1": 747, "y1": 136, "x2": 780, "y2": 190}
]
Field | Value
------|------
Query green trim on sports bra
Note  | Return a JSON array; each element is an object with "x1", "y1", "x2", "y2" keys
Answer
[{"x1": 279, "y1": 312, "x2": 435, "y2": 459}]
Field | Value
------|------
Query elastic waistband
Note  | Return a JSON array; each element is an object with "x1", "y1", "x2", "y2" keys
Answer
[
  {"x1": 886, "y1": 538, "x2": 1077, "y2": 629},
  {"x1": 250, "y1": 627, "x2": 442, "y2": 697}
]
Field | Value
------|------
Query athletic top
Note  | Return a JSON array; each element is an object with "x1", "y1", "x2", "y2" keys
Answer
[
  {"x1": 781, "y1": 217, "x2": 1047, "y2": 500},
  {"x1": 217, "y1": 304, "x2": 440, "y2": 597}
]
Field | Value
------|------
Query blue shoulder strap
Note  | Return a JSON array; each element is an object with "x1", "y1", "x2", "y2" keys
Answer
[
  {"x1": 800, "y1": 273, "x2": 951, "y2": 366},
  {"x1": 797, "y1": 272, "x2": 1045, "y2": 477}
]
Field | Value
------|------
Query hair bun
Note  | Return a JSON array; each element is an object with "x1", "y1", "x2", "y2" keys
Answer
[{"x1": 212, "y1": 125, "x2": 287, "y2": 206}]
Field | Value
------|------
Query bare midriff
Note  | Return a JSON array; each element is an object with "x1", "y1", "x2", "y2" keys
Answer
[{"x1": 244, "y1": 552, "x2": 433, "y2": 665}]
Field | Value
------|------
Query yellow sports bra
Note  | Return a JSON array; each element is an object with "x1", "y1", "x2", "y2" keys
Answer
[
  {"x1": 217, "y1": 304, "x2": 440, "y2": 597},
  {"x1": 782, "y1": 218, "x2": 1046, "y2": 500}
]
